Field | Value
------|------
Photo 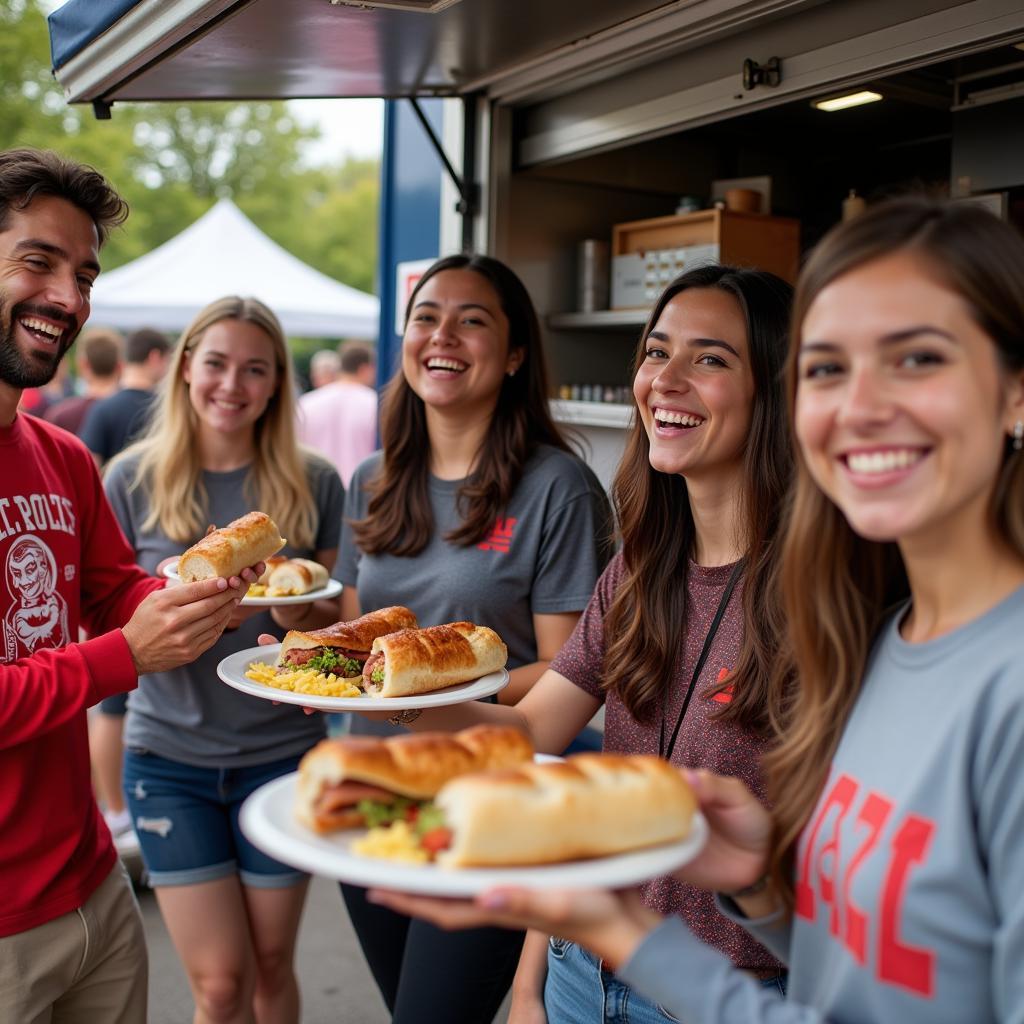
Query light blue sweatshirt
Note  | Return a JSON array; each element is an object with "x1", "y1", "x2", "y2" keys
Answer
[{"x1": 619, "y1": 585, "x2": 1024, "y2": 1023}]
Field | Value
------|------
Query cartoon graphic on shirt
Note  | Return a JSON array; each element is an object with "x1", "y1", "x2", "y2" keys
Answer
[{"x1": 3, "y1": 533, "x2": 69, "y2": 661}]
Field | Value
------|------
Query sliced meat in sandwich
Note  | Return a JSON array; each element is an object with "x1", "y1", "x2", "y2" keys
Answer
[
  {"x1": 279, "y1": 606, "x2": 417, "y2": 677},
  {"x1": 294, "y1": 725, "x2": 534, "y2": 833}
]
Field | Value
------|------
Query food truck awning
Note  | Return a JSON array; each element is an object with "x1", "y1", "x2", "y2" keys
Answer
[
  {"x1": 48, "y1": 0, "x2": 826, "y2": 108},
  {"x1": 50, "y1": 0, "x2": 1024, "y2": 165}
]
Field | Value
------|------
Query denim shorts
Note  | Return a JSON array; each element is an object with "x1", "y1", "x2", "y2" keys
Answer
[
  {"x1": 545, "y1": 937, "x2": 786, "y2": 1023},
  {"x1": 122, "y1": 748, "x2": 307, "y2": 889}
]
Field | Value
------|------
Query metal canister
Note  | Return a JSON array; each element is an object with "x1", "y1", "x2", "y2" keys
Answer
[{"x1": 577, "y1": 239, "x2": 610, "y2": 312}]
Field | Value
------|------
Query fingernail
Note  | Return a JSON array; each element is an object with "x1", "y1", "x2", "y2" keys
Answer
[
  {"x1": 479, "y1": 892, "x2": 508, "y2": 909},
  {"x1": 366, "y1": 890, "x2": 383, "y2": 904}
]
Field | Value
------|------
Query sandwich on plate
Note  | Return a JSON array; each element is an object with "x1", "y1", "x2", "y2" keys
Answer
[
  {"x1": 352, "y1": 753, "x2": 697, "y2": 867},
  {"x1": 264, "y1": 557, "x2": 330, "y2": 596},
  {"x1": 277, "y1": 606, "x2": 418, "y2": 679},
  {"x1": 294, "y1": 725, "x2": 535, "y2": 838},
  {"x1": 362, "y1": 621, "x2": 507, "y2": 698}
]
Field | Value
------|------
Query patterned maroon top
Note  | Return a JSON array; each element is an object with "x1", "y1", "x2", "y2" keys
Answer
[{"x1": 550, "y1": 551, "x2": 780, "y2": 971}]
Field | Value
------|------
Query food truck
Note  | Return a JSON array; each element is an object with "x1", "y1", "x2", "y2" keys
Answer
[{"x1": 49, "y1": 0, "x2": 1024, "y2": 481}]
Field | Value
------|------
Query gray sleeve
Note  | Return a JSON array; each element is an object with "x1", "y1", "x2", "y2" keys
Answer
[
  {"x1": 530, "y1": 483, "x2": 613, "y2": 615},
  {"x1": 714, "y1": 894, "x2": 793, "y2": 964},
  {"x1": 102, "y1": 459, "x2": 138, "y2": 548},
  {"x1": 335, "y1": 463, "x2": 370, "y2": 585},
  {"x1": 618, "y1": 917, "x2": 827, "y2": 1024},
  {"x1": 974, "y1": 678, "x2": 1024, "y2": 1024},
  {"x1": 309, "y1": 458, "x2": 346, "y2": 552}
]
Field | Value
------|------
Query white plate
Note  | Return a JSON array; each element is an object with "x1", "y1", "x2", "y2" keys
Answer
[
  {"x1": 217, "y1": 644, "x2": 510, "y2": 711},
  {"x1": 162, "y1": 560, "x2": 342, "y2": 606},
  {"x1": 240, "y1": 772, "x2": 707, "y2": 895}
]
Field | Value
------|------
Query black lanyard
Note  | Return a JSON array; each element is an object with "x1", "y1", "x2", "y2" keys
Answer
[{"x1": 659, "y1": 559, "x2": 745, "y2": 763}]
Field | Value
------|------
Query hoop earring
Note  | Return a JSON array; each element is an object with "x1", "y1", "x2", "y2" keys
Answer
[{"x1": 1014, "y1": 420, "x2": 1024, "y2": 452}]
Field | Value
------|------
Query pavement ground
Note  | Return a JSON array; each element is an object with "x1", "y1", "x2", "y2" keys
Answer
[{"x1": 135, "y1": 866, "x2": 513, "y2": 1023}]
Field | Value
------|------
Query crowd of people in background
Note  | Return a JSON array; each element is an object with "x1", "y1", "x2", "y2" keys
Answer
[
  {"x1": 4, "y1": 144, "x2": 1024, "y2": 1024},
  {"x1": 296, "y1": 340, "x2": 378, "y2": 487}
]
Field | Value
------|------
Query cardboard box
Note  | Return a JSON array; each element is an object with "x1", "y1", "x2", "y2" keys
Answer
[{"x1": 611, "y1": 243, "x2": 720, "y2": 309}]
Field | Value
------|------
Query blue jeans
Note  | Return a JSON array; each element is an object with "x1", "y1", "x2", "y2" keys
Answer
[
  {"x1": 123, "y1": 748, "x2": 307, "y2": 888},
  {"x1": 545, "y1": 937, "x2": 786, "y2": 1023}
]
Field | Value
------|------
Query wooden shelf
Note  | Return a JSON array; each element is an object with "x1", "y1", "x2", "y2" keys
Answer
[
  {"x1": 550, "y1": 400, "x2": 633, "y2": 429},
  {"x1": 547, "y1": 309, "x2": 650, "y2": 331}
]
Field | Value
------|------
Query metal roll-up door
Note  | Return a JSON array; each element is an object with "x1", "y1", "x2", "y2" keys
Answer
[{"x1": 509, "y1": 0, "x2": 1024, "y2": 167}]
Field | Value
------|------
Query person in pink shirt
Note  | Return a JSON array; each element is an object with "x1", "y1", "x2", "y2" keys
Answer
[{"x1": 296, "y1": 341, "x2": 377, "y2": 486}]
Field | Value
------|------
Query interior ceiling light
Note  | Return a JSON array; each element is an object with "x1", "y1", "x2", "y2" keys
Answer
[{"x1": 812, "y1": 90, "x2": 883, "y2": 112}]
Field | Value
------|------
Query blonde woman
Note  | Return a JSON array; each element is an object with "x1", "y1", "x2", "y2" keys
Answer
[{"x1": 105, "y1": 296, "x2": 345, "y2": 1024}]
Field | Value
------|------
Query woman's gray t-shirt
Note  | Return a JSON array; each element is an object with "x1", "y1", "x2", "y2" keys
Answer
[
  {"x1": 337, "y1": 444, "x2": 614, "y2": 669},
  {"x1": 104, "y1": 454, "x2": 345, "y2": 767}
]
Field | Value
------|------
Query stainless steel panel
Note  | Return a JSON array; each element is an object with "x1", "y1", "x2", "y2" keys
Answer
[{"x1": 516, "y1": 0, "x2": 1024, "y2": 165}]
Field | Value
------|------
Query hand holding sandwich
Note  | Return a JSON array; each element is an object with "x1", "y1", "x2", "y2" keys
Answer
[
  {"x1": 368, "y1": 763, "x2": 777, "y2": 967},
  {"x1": 122, "y1": 574, "x2": 253, "y2": 675},
  {"x1": 668, "y1": 768, "x2": 777, "y2": 916}
]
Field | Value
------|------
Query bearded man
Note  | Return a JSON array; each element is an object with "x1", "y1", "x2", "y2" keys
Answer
[{"x1": 0, "y1": 149, "x2": 258, "y2": 1023}]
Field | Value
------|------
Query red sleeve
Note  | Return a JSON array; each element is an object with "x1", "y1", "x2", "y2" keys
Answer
[
  {"x1": 0, "y1": 422, "x2": 161, "y2": 751},
  {"x1": 549, "y1": 552, "x2": 624, "y2": 698},
  {"x1": 75, "y1": 442, "x2": 164, "y2": 638},
  {"x1": 0, "y1": 630, "x2": 136, "y2": 751}
]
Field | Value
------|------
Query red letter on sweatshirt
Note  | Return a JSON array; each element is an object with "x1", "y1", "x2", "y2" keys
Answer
[
  {"x1": 796, "y1": 773, "x2": 858, "y2": 923},
  {"x1": 842, "y1": 792, "x2": 893, "y2": 964},
  {"x1": 878, "y1": 814, "x2": 936, "y2": 996}
]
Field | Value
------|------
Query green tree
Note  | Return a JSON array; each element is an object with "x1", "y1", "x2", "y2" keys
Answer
[{"x1": 0, "y1": 0, "x2": 379, "y2": 295}]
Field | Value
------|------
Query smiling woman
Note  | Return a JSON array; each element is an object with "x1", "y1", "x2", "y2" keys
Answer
[
  {"x1": 101, "y1": 295, "x2": 346, "y2": 1024},
  {"x1": 634, "y1": 286, "x2": 755, "y2": 485},
  {"x1": 327, "y1": 253, "x2": 614, "y2": 1024},
  {"x1": 795, "y1": 250, "x2": 1014, "y2": 545}
]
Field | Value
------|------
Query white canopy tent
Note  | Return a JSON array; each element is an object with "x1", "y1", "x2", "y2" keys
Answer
[{"x1": 89, "y1": 199, "x2": 379, "y2": 340}]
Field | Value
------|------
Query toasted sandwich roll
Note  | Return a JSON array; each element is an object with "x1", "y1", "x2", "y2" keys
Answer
[
  {"x1": 279, "y1": 606, "x2": 417, "y2": 668},
  {"x1": 178, "y1": 512, "x2": 286, "y2": 582},
  {"x1": 362, "y1": 622, "x2": 507, "y2": 697},
  {"x1": 266, "y1": 558, "x2": 330, "y2": 595},
  {"x1": 256, "y1": 555, "x2": 288, "y2": 585},
  {"x1": 435, "y1": 754, "x2": 696, "y2": 867},
  {"x1": 295, "y1": 725, "x2": 534, "y2": 833}
]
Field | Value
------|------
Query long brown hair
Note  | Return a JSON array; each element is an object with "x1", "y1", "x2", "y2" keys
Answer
[
  {"x1": 352, "y1": 254, "x2": 571, "y2": 556},
  {"x1": 766, "y1": 197, "x2": 1024, "y2": 904},
  {"x1": 603, "y1": 265, "x2": 794, "y2": 731}
]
